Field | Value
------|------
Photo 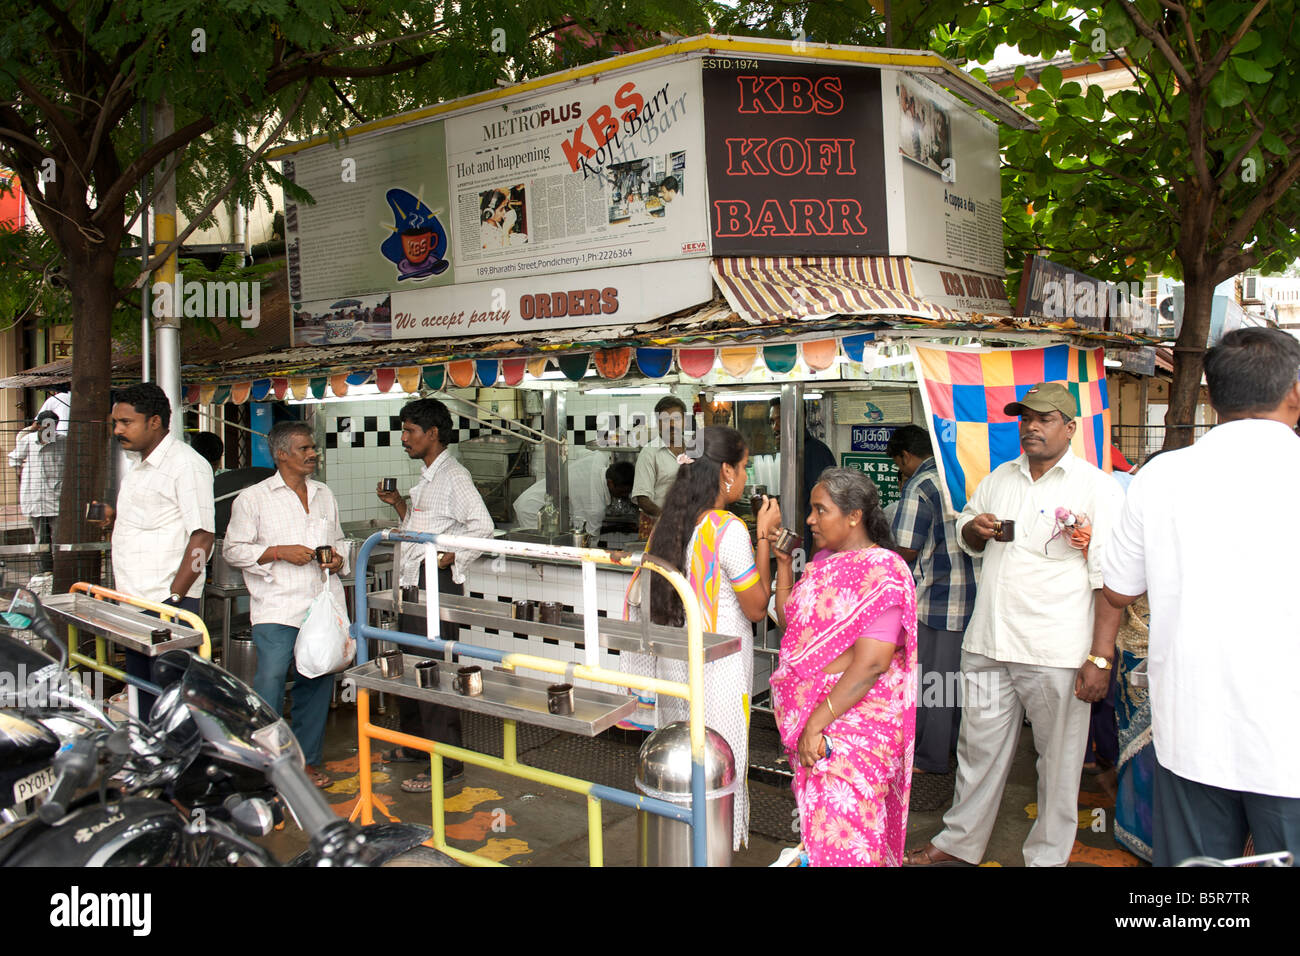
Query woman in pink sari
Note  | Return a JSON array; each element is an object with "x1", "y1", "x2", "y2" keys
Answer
[{"x1": 770, "y1": 467, "x2": 918, "y2": 866}]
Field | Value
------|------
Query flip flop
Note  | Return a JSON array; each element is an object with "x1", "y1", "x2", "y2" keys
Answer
[
  {"x1": 400, "y1": 772, "x2": 466, "y2": 794},
  {"x1": 902, "y1": 845, "x2": 970, "y2": 867},
  {"x1": 305, "y1": 765, "x2": 330, "y2": 789},
  {"x1": 383, "y1": 747, "x2": 421, "y2": 764}
]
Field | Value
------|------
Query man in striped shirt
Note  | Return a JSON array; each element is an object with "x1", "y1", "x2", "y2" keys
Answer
[{"x1": 889, "y1": 425, "x2": 976, "y2": 774}]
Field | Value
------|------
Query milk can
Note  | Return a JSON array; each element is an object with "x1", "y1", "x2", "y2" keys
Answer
[
  {"x1": 225, "y1": 628, "x2": 258, "y2": 688},
  {"x1": 636, "y1": 721, "x2": 736, "y2": 867}
]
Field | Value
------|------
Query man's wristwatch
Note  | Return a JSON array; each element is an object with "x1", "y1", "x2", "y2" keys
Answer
[
  {"x1": 1085, "y1": 654, "x2": 1112, "y2": 670},
  {"x1": 167, "y1": 593, "x2": 183, "y2": 605}
]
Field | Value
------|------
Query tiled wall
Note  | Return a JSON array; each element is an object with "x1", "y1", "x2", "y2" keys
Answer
[{"x1": 319, "y1": 397, "x2": 428, "y2": 525}]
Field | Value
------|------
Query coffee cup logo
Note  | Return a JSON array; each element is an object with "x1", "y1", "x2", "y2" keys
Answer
[
  {"x1": 401, "y1": 229, "x2": 432, "y2": 265},
  {"x1": 381, "y1": 188, "x2": 450, "y2": 281}
]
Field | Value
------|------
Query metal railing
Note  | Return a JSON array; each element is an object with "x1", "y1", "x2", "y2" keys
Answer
[
  {"x1": 1111, "y1": 424, "x2": 1212, "y2": 467},
  {"x1": 349, "y1": 529, "x2": 715, "y2": 866}
]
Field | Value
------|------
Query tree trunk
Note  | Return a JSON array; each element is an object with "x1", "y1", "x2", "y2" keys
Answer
[
  {"x1": 1162, "y1": 274, "x2": 1214, "y2": 451},
  {"x1": 51, "y1": 248, "x2": 118, "y2": 594}
]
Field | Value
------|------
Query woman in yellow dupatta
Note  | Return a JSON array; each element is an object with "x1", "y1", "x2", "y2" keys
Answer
[{"x1": 623, "y1": 426, "x2": 781, "y2": 850}]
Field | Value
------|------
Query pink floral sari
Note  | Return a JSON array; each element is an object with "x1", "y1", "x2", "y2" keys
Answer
[{"x1": 770, "y1": 547, "x2": 918, "y2": 866}]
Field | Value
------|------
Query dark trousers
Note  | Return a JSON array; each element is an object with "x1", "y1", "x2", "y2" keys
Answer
[
  {"x1": 29, "y1": 516, "x2": 54, "y2": 573},
  {"x1": 397, "y1": 564, "x2": 464, "y2": 777},
  {"x1": 914, "y1": 622, "x2": 963, "y2": 773},
  {"x1": 123, "y1": 595, "x2": 201, "y2": 719},
  {"x1": 1153, "y1": 757, "x2": 1300, "y2": 866},
  {"x1": 1084, "y1": 664, "x2": 1119, "y2": 767}
]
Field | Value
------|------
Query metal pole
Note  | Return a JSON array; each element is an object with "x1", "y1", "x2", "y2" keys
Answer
[
  {"x1": 544, "y1": 390, "x2": 570, "y2": 535},
  {"x1": 152, "y1": 98, "x2": 182, "y2": 434},
  {"x1": 139, "y1": 100, "x2": 151, "y2": 383},
  {"x1": 778, "y1": 381, "x2": 804, "y2": 532}
]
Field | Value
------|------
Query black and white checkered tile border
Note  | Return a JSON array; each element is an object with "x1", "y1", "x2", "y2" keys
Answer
[{"x1": 327, "y1": 412, "x2": 652, "y2": 450}]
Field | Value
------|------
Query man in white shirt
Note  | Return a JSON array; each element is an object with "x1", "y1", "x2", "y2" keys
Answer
[
  {"x1": 376, "y1": 398, "x2": 494, "y2": 794},
  {"x1": 224, "y1": 422, "x2": 349, "y2": 790},
  {"x1": 1100, "y1": 328, "x2": 1300, "y2": 864},
  {"x1": 9, "y1": 410, "x2": 64, "y2": 573},
  {"x1": 906, "y1": 382, "x2": 1124, "y2": 867},
  {"x1": 513, "y1": 456, "x2": 634, "y2": 534},
  {"x1": 90, "y1": 384, "x2": 214, "y2": 716},
  {"x1": 631, "y1": 395, "x2": 689, "y2": 539}
]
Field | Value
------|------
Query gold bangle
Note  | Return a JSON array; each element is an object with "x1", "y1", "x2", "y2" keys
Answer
[
  {"x1": 825, "y1": 696, "x2": 837, "y2": 719},
  {"x1": 774, "y1": 584, "x2": 791, "y2": 592}
]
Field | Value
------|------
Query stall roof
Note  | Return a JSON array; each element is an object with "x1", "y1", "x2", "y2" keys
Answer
[{"x1": 269, "y1": 35, "x2": 1035, "y2": 162}]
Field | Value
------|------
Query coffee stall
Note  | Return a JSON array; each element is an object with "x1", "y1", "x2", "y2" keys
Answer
[{"x1": 172, "y1": 37, "x2": 1161, "y2": 843}]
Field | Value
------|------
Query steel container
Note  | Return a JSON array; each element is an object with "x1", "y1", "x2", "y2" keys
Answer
[
  {"x1": 636, "y1": 721, "x2": 736, "y2": 867},
  {"x1": 224, "y1": 629, "x2": 258, "y2": 687}
]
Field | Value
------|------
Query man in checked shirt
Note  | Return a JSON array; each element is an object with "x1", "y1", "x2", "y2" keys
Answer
[{"x1": 376, "y1": 398, "x2": 494, "y2": 794}]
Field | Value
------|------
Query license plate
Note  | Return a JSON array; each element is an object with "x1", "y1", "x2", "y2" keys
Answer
[{"x1": 13, "y1": 766, "x2": 56, "y2": 805}]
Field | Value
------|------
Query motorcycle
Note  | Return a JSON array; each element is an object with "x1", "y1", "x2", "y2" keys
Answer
[
  {"x1": 0, "y1": 587, "x2": 454, "y2": 867},
  {"x1": 0, "y1": 589, "x2": 95, "y2": 824}
]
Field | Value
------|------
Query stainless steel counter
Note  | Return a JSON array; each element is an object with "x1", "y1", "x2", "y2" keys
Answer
[
  {"x1": 368, "y1": 590, "x2": 739, "y2": 662},
  {"x1": 44, "y1": 593, "x2": 205, "y2": 657},
  {"x1": 347, "y1": 655, "x2": 635, "y2": 736}
]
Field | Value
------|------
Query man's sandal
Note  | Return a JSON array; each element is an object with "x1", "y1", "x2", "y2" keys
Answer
[
  {"x1": 902, "y1": 845, "x2": 970, "y2": 867},
  {"x1": 304, "y1": 766, "x2": 330, "y2": 789}
]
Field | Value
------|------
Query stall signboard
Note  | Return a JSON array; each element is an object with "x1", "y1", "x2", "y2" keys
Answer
[
  {"x1": 885, "y1": 72, "x2": 1004, "y2": 277},
  {"x1": 284, "y1": 60, "x2": 711, "y2": 344},
  {"x1": 283, "y1": 121, "x2": 455, "y2": 309},
  {"x1": 1016, "y1": 254, "x2": 1159, "y2": 334},
  {"x1": 849, "y1": 425, "x2": 897, "y2": 453},
  {"x1": 385, "y1": 258, "x2": 713, "y2": 339},
  {"x1": 909, "y1": 259, "x2": 1010, "y2": 315},
  {"x1": 840, "y1": 452, "x2": 901, "y2": 507},
  {"x1": 702, "y1": 58, "x2": 888, "y2": 256},
  {"x1": 445, "y1": 59, "x2": 709, "y2": 284},
  {"x1": 279, "y1": 42, "x2": 1012, "y2": 344}
]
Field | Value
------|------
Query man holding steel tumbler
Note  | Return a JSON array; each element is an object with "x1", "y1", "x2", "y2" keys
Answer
[
  {"x1": 223, "y1": 422, "x2": 348, "y2": 789},
  {"x1": 91, "y1": 383, "x2": 214, "y2": 718},
  {"x1": 905, "y1": 382, "x2": 1123, "y2": 867},
  {"x1": 376, "y1": 398, "x2": 493, "y2": 795}
]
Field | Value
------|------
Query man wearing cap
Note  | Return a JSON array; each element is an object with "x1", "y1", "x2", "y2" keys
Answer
[{"x1": 905, "y1": 382, "x2": 1125, "y2": 867}]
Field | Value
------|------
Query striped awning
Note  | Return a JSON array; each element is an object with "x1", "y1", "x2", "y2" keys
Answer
[{"x1": 711, "y1": 256, "x2": 965, "y2": 326}]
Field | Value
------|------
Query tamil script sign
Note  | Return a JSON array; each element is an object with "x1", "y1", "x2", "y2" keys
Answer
[{"x1": 849, "y1": 425, "x2": 897, "y2": 453}]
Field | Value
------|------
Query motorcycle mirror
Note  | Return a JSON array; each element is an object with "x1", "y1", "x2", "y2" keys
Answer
[
  {"x1": 0, "y1": 587, "x2": 67, "y2": 669},
  {"x1": 0, "y1": 587, "x2": 36, "y2": 630}
]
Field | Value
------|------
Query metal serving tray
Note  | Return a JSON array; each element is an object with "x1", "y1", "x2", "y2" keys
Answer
[
  {"x1": 346, "y1": 655, "x2": 635, "y2": 737},
  {"x1": 367, "y1": 590, "x2": 740, "y2": 662},
  {"x1": 43, "y1": 593, "x2": 205, "y2": 656}
]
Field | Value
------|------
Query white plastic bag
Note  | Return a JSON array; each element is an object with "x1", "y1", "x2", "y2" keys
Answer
[{"x1": 295, "y1": 579, "x2": 355, "y2": 679}]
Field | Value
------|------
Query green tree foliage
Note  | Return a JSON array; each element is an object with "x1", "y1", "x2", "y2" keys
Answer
[{"x1": 0, "y1": 0, "x2": 709, "y2": 586}]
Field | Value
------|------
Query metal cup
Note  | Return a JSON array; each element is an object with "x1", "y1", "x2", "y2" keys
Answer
[
  {"x1": 315, "y1": 545, "x2": 334, "y2": 565},
  {"x1": 401, "y1": 585, "x2": 421, "y2": 603},
  {"x1": 750, "y1": 493, "x2": 766, "y2": 517},
  {"x1": 415, "y1": 660, "x2": 439, "y2": 688},
  {"x1": 772, "y1": 527, "x2": 800, "y2": 555},
  {"x1": 547, "y1": 683, "x2": 575, "y2": 716},
  {"x1": 381, "y1": 477, "x2": 399, "y2": 493},
  {"x1": 511, "y1": 600, "x2": 536, "y2": 621},
  {"x1": 994, "y1": 519, "x2": 1016, "y2": 543},
  {"x1": 150, "y1": 627, "x2": 170, "y2": 645},
  {"x1": 455, "y1": 665, "x2": 483, "y2": 697},
  {"x1": 85, "y1": 501, "x2": 107, "y2": 522},
  {"x1": 539, "y1": 602, "x2": 563, "y2": 625},
  {"x1": 378, "y1": 651, "x2": 404, "y2": 679}
]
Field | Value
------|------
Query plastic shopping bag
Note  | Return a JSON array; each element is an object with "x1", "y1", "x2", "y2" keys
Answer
[{"x1": 295, "y1": 580, "x2": 355, "y2": 679}]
